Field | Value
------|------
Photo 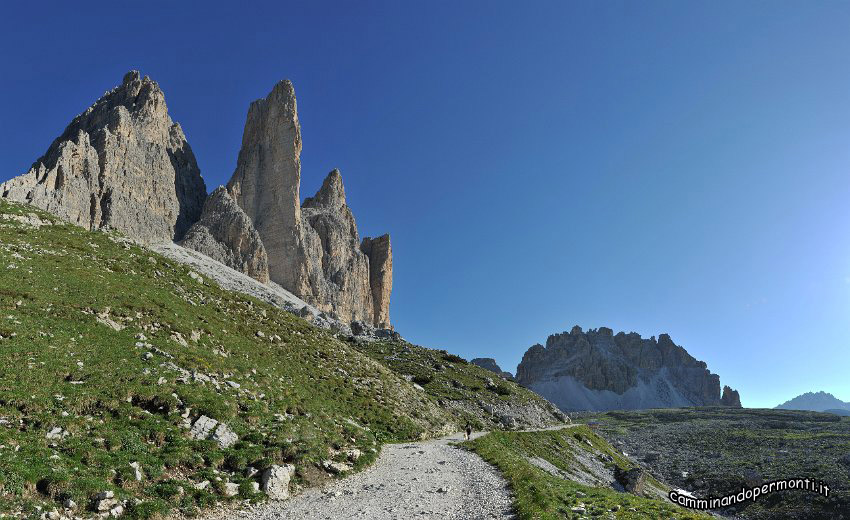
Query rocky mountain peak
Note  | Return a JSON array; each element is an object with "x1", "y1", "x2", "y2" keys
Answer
[
  {"x1": 223, "y1": 80, "x2": 392, "y2": 327},
  {"x1": 471, "y1": 358, "x2": 514, "y2": 380},
  {"x1": 180, "y1": 186, "x2": 270, "y2": 283},
  {"x1": 2, "y1": 72, "x2": 393, "y2": 328},
  {"x1": 1, "y1": 70, "x2": 206, "y2": 243},
  {"x1": 775, "y1": 391, "x2": 850, "y2": 412},
  {"x1": 516, "y1": 326, "x2": 741, "y2": 412},
  {"x1": 721, "y1": 385, "x2": 742, "y2": 408},
  {"x1": 304, "y1": 169, "x2": 347, "y2": 209}
]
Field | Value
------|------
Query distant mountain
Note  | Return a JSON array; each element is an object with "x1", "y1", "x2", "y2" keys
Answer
[
  {"x1": 775, "y1": 391, "x2": 850, "y2": 412},
  {"x1": 470, "y1": 358, "x2": 514, "y2": 380},
  {"x1": 824, "y1": 409, "x2": 850, "y2": 417},
  {"x1": 515, "y1": 326, "x2": 741, "y2": 412}
]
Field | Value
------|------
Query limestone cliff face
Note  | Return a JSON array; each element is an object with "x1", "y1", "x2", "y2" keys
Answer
[
  {"x1": 360, "y1": 234, "x2": 392, "y2": 328},
  {"x1": 180, "y1": 186, "x2": 270, "y2": 283},
  {"x1": 0, "y1": 71, "x2": 206, "y2": 242},
  {"x1": 300, "y1": 170, "x2": 374, "y2": 323},
  {"x1": 226, "y1": 80, "x2": 306, "y2": 293},
  {"x1": 721, "y1": 385, "x2": 742, "y2": 408},
  {"x1": 2, "y1": 72, "x2": 393, "y2": 327},
  {"x1": 515, "y1": 326, "x2": 740, "y2": 411},
  {"x1": 226, "y1": 81, "x2": 392, "y2": 327}
]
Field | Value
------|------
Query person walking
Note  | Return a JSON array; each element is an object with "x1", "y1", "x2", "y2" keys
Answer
[{"x1": 464, "y1": 422, "x2": 472, "y2": 440}]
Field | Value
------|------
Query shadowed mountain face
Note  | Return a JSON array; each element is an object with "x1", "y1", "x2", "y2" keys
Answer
[
  {"x1": 775, "y1": 391, "x2": 850, "y2": 412},
  {"x1": 515, "y1": 326, "x2": 740, "y2": 412}
]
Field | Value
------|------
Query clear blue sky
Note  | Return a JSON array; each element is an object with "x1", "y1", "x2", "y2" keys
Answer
[{"x1": 2, "y1": 1, "x2": 849, "y2": 409}]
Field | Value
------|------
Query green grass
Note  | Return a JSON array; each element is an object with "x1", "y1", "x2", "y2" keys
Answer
[
  {"x1": 466, "y1": 427, "x2": 710, "y2": 519},
  {"x1": 352, "y1": 340, "x2": 564, "y2": 430},
  {"x1": 0, "y1": 200, "x2": 457, "y2": 517},
  {"x1": 582, "y1": 407, "x2": 850, "y2": 518}
]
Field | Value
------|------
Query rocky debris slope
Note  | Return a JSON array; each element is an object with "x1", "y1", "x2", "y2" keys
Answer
[
  {"x1": 471, "y1": 358, "x2": 514, "y2": 380},
  {"x1": 225, "y1": 80, "x2": 392, "y2": 327},
  {"x1": 516, "y1": 326, "x2": 741, "y2": 412},
  {"x1": 180, "y1": 186, "x2": 270, "y2": 283},
  {"x1": 200, "y1": 431, "x2": 513, "y2": 520},
  {"x1": 151, "y1": 242, "x2": 395, "y2": 340},
  {"x1": 0, "y1": 70, "x2": 206, "y2": 242}
]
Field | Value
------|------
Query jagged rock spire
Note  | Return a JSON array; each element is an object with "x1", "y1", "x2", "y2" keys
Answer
[
  {"x1": 225, "y1": 79, "x2": 393, "y2": 327},
  {"x1": 180, "y1": 186, "x2": 270, "y2": 283}
]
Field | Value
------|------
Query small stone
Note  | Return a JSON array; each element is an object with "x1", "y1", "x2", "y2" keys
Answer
[
  {"x1": 323, "y1": 460, "x2": 352, "y2": 474},
  {"x1": 95, "y1": 498, "x2": 117, "y2": 512},
  {"x1": 223, "y1": 482, "x2": 239, "y2": 497},
  {"x1": 129, "y1": 462, "x2": 142, "y2": 481}
]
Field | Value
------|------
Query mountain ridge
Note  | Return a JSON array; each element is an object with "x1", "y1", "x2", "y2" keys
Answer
[
  {"x1": 775, "y1": 391, "x2": 850, "y2": 412},
  {"x1": 515, "y1": 325, "x2": 741, "y2": 411}
]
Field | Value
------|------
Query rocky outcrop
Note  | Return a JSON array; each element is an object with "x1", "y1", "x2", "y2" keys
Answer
[
  {"x1": 471, "y1": 358, "x2": 514, "y2": 380},
  {"x1": 179, "y1": 186, "x2": 269, "y2": 283},
  {"x1": 0, "y1": 71, "x2": 206, "y2": 242},
  {"x1": 721, "y1": 385, "x2": 742, "y2": 408},
  {"x1": 227, "y1": 80, "x2": 306, "y2": 293},
  {"x1": 516, "y1": 326, "x2": 740, "y2": 411},
  {"x1": 226, "y1": 81, "x2": 392, "y2": 326},
  {"x1": 2, "y1": 72, "x2": 393, "y2": 327},
  {"x1": 300, "y1": 170, "x2": 374, "y2": 323},
  {"x1": 360, "y1": 234, "x2": 392, "y2": 328}
]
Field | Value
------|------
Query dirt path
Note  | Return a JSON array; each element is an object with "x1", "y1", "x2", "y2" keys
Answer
[{"x1": 204, "y1": 431, "x2": 514, "y2": 520}]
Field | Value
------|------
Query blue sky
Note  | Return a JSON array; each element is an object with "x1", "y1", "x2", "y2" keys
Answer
[{"x1": 2, "y1": 1, "x2": 849, "y2": 408}]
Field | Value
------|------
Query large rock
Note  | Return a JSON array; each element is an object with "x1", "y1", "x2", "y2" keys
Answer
[
  {"x1": 180, "y1": 186, "x2": 270, "y2": 283},
  {"x1": 360, "y1": 234, "x2": 393, "y2": 329},
  {"x1": 227, "y1": 80, "x2": 307, "y2": 293},
  {"x1": 516, "y1": 326, "x2": 740, "y2": 412},
  {"x1": 261, "y1": 464, "x2": 295, "y2": 500},
  {"x1": 226, "y1": 80, "x2": 392, "y2": 326},
  {"x1": 721, "y1": 385, "x2": 742, "y2": 408},
  {"x1": 300, "y1": 169, "x2": 374, "y2": 324},
  {"x1": 0, "y1": 71, "x2": 206, "y2": 242}
]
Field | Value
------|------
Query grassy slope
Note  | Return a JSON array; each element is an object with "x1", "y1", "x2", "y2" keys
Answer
[
  {"x1": 466, "y1": 426, "x2": 709, "y2": 519},
  {"x1": 352, "y1": 340, "x2": 563, "y2": 430},
  {"x1": 0, "y1": 200, "x2": 456, "y2": 518}
]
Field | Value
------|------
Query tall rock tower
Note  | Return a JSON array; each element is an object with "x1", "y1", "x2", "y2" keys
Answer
[{"x1": 225, "y1": 80, "x2": 392, "y2": 327}]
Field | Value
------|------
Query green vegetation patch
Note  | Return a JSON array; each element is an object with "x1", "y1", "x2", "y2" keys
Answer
[
  {"x1": 466, "y1": 426, "x2": 708, "y2": 519},
  {"x1": 0, "y1": 200, "x2": 452, "y2": 518}
]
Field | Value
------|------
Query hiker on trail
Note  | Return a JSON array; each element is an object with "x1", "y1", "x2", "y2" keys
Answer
[{"x1": 464, "y1": 422, "x2": 472, "y2": 440}]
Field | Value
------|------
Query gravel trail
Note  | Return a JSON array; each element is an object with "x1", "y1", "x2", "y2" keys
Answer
[{"x1": 208, "y1": 432, "x2": 514, "y2": 520}]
